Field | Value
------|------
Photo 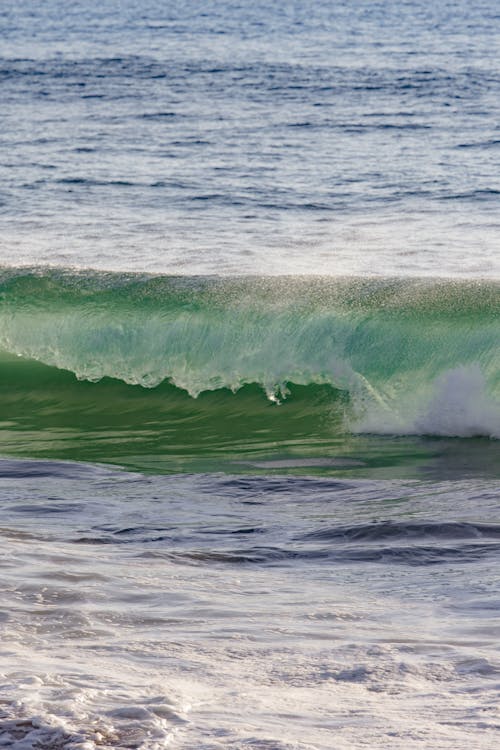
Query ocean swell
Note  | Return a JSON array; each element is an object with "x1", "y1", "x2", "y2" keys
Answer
[{"x1": 0, "y1": 268, "x2": 498, "y2": 439}]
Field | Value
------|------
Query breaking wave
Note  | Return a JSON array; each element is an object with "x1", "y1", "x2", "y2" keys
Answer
[{"x1": 0, "y1": 267, "x2": 498, "y2": 440}]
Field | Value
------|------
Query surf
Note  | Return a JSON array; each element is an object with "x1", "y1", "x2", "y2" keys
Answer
[{"x1": 0, "y1": 267, "x2": 497, "y2": 473}]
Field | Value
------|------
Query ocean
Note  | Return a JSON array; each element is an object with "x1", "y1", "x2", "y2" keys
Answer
[{"x1": 0, "y1": 1, "x2": 499, "y2": 748}]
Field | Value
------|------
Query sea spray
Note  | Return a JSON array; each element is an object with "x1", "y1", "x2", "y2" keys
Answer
[
  {"x1": 0, "y1": 269, "x2": 498, "y2": 450},
  {"x1": 354, "y1": 364, "x2": 500, "y2": 439}
]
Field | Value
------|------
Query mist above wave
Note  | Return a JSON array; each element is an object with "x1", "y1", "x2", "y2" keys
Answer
[{"x1": 0, "y1": 269, "x2": 497, "y2": 439}]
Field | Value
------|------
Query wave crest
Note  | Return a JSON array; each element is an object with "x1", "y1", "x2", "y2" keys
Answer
[{"x1": 0, "y1": 268, "x2": 498, "y2": 439}]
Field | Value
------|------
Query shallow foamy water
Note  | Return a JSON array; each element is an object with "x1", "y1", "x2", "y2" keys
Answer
[{"x1": 0, "y1": 460, "x2": 498, "y2": 749}]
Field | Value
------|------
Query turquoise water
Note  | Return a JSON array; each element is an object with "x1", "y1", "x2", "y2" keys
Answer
[{"x1": 0, "y1": 269, "x2": 497, "y2": 476}]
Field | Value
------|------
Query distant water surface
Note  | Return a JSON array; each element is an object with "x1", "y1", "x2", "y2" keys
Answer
[{"x1": 1, "y1": 0, "x2": 500, "y2": 275}]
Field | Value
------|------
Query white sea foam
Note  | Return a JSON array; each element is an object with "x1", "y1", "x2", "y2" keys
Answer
[
  {"x1": 413, "y1": 365, "x2": 500, "y2": 438},
  {"x1": 355, "y1": 365, "x2": 500, "y2": 439},
  {"x1": 0, "y1": 659, "x2": 189, "y2": 749},
  {"x1": 0, "y1": 470, "x2": 499, "y2": 749}
]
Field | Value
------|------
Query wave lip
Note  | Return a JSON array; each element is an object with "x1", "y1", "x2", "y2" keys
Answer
[{"x1": 0, "y1": 268, "x2": 497, "y2": 445}]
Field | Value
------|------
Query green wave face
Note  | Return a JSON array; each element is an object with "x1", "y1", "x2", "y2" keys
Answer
[{"x1": 0, "y1": 268, "x2": 498, "y2": 477}]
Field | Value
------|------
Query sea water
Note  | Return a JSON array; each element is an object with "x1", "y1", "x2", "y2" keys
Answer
[{"x1": 0, "y1": 1, "x2": 499, "y2": 748}]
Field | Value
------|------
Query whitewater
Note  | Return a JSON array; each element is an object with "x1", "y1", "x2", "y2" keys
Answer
[
  {"x1": 0, "y1": 1, "x2": 499, "y2": 748},
  {"x1": 0, "y1": 270, "x2": 498, "y2": 455}
]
